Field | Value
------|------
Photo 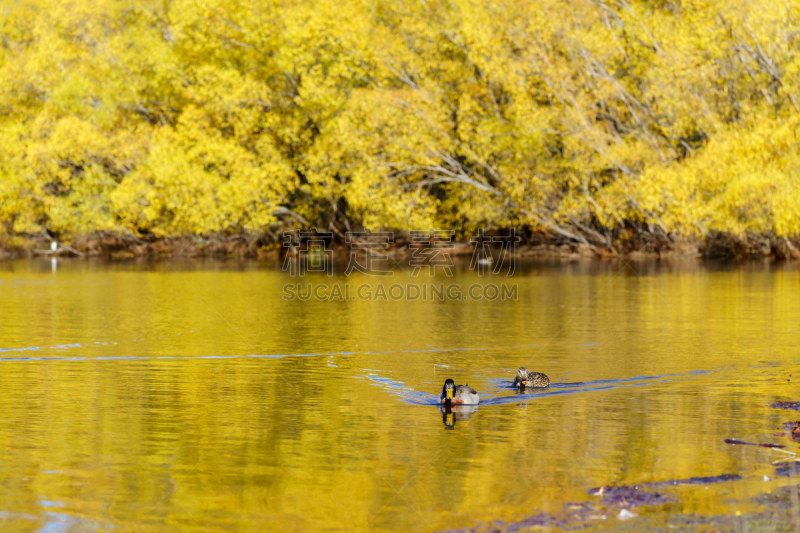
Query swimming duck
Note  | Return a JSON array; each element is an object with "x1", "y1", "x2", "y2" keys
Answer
[
  {"x1": 439, "y1": 378, "x2": 480, "y2": 405},
  {"x1": 513, "y1": 367, "x2": 550, "y2": 388}
]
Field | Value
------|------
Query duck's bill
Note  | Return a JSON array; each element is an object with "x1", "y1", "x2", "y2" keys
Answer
[{"x1": 446, "y1": 390, "x2": 454, "y2": 400}]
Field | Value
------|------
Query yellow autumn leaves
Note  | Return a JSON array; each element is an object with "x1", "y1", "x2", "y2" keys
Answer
[{"x1": 2, "y1": 0, "x2": 800, "y2": 247}]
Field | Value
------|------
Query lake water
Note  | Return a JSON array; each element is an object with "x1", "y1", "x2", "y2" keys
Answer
[{"x1": 2, "y1": 257, "x2": 800, "y2": 531}]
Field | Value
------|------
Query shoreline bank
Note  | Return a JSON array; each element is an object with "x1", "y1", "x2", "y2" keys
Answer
[{"x1": 2, "y1": 232, "x2": 800, "y2": 261}]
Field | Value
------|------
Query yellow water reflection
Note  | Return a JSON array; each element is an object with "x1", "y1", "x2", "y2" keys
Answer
[{"x1": 1, "y1": 258, "x2": 800, "y2": 531}]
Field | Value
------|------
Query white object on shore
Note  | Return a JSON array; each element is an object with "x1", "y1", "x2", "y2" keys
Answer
[
  {"x1": 764, "y1": 475, "x2": 771, "y2": 481},
  {"x1": 617, "y1": 509, "x2": 637, "y2": 520},
  {"x1": 50, "y1": 241, "x2": 57, "y2": 252}
]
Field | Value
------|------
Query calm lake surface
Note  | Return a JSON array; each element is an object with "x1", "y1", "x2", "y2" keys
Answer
[{"x1": 2, "y1": 257, "x2": 800, "y2": 531}]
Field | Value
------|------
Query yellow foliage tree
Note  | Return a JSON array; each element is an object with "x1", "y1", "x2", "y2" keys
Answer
[{"x1": 3, "y1": 0, "x2": 800, "y2": 251}]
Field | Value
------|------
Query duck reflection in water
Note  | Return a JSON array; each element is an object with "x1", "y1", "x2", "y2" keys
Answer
[{"x1": 439, "y1": 403, "x2": 479, "y2": 430}]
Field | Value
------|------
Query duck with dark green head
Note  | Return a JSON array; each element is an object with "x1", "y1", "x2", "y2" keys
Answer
[
  {"x1": 513, "y1": 367, "x2": 550, "y2": 388},
  {"x1": 439, "y1": 378, "x2": 479, "y2": 405}
]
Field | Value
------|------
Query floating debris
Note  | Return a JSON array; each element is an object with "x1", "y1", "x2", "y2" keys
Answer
[
  {"x1": 438, "y1": 487, "x2": 673, "y2": 532},
  {"x1": 435, "y1": 513, "x2": 560, "y2": 532},
  {"x1": 724, "y1": 438, "x2": 785, "y2": 449},
  {"x1": 643, "y1": 473, "x2": 742, "y2": 486},
  {"x1": 782, "y1": 421, "x2": 800, "y2": 442},
  {"x1": 587, "y1": 485, "x2": 673, "y2": 507},
  {"x1": 774, "y1": 463, "x2": 800, "y2": 477},
  {"x1": 771, "y1": 401, "x2": 800, "y2": 411},
  {"x1": 755, "y1": 484, "x2": 800, "y2": 504}
]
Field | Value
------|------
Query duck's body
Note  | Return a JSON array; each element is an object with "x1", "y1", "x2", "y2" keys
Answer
[
  {"x1": 439, "y1": 379, "x2": 480, "y2": 405},
  {"x1": 513, "y1": 367, "x2": 550, "y2": 388}
]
